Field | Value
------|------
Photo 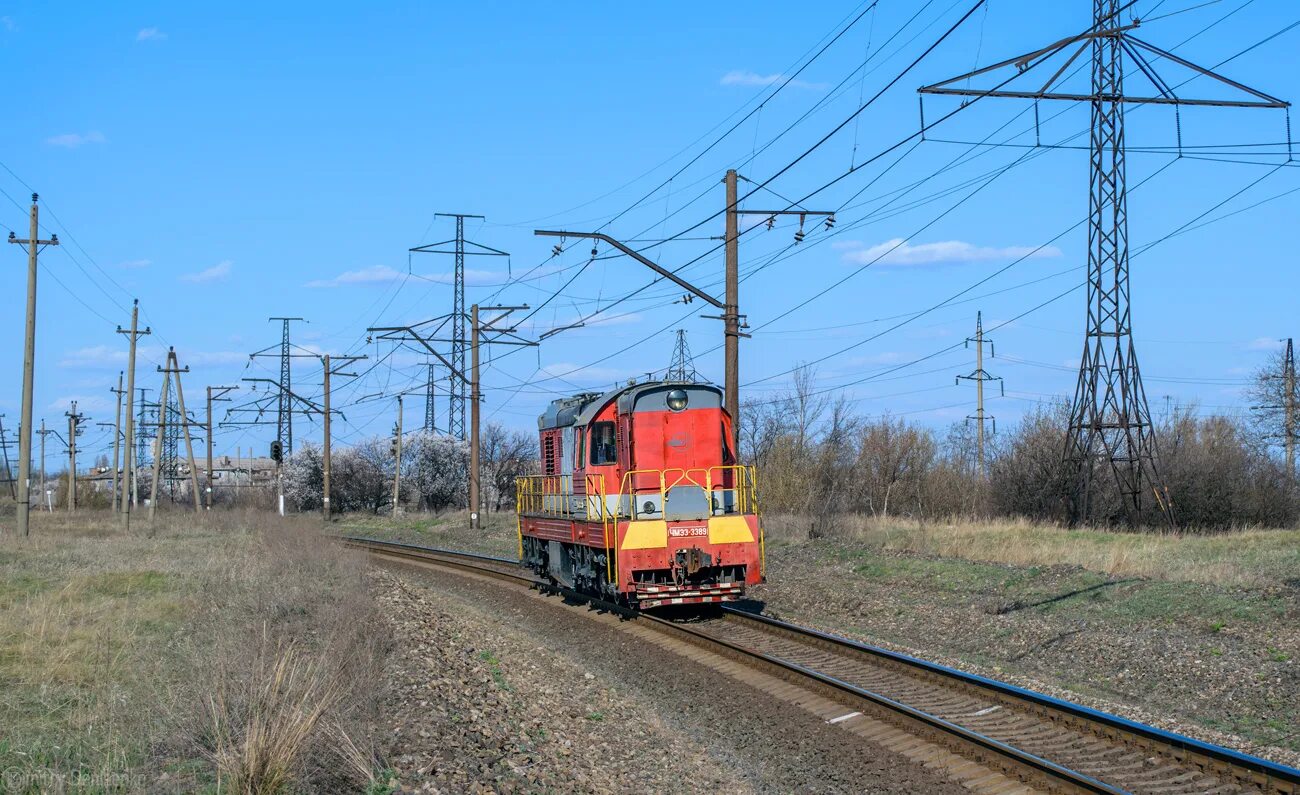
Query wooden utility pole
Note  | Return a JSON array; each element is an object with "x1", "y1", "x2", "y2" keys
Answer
[
  {"x1": 65, "y1": 401, "x2": 84, "y2": 513},
  {"x1": 110, "y1": 373, "x2": 125, "y2": 513},
  {"x1": 321, "y1": 353, "x2": 365, "y2": 520},
  {"x1": 391, "y1": 396, "x2": 403, "y2": 518},
  {"x1": 206, "y1": 385, "x2": 238, "y2": 509},
  {"x1": 721, "y1": 169, "x2": 834, "y2": 453},
  {"x1": 8, "y1": 193, "x2": 59, "y2": 536}
]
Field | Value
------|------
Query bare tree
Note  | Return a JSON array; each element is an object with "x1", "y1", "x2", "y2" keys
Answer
[
  {"x1": 479, "y1": 422, "x2": 536, "y2": 512},
  {"x1": 854, "y1": 415, "x2": 935, "y2": 518}
]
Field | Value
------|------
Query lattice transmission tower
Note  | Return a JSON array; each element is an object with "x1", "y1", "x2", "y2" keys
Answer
[
  {"x1": 920, "y1": 0, "x2": 1288, "y2": 525},
  {"x1": 410, "y1": 214, "x2": 508, "y2": 441},
  {"x1": 667, "y1": 329, "x2": 698, "y2": 382}
]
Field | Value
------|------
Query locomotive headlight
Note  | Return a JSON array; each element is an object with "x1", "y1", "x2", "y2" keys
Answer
[{"x1": 666, "y1": 389, "x2": 689, "y2": 412}]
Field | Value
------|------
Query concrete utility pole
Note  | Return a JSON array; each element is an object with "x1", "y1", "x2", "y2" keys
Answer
[
  {"x1": 468, "y1": 305, "x2": 534, "y2": 530},
  {"x1": 65, "y1": 401, "x2": 84, "y2": 513},
  {"x1": 470, "y1": 306, "x2": 481, "y2": 528},
  {"x1": 205, "y1": 386, "x2": 238, "y2": 510},
  {"x1": 1285, "y1": 339, "x2": 1296, "y2": 478},
  {"x1": 110, "y1": 373, "x2": 125, "y2": 513},
  {"x1": 132, "y1": 388, "x2": 151, "y2": 508},
  {"x1": 117, "y1": 300, "x2": 150, "y2": 530},
  {"x1": 391, "y1": 396, "x2": 403, "y2": 518},
  {"x1": 956, "y1": 312, "x2": 1004, "y2": 478},
  {"x1": 724, "y1": 170, "x2": 741, "y2": 450},
  {"x1": 36, "y1": 420, "x2": 52, "y2": 511},
  {"x1": 0, "y1": 416, "x2": 15, "y2": 500},
  {"x1": 8, "y1": 193, "x2": 59, "y2": 536},
  {"x1": 721, "y1": 168, "x2": 834, "y2": 452},
  {"x1": 147, "y1": 360, "x2": 173, "y2": 523},
  {"x1": 161, "y1": 349, "x2": 202, "y2": 513},
  {"x1": 320, "y1": 353, "x2": 365, "y2": 520}
]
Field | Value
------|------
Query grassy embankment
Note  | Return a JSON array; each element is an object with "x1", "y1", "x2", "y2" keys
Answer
[{"x1": 0, "y1": 510, "x2": 390, "y2": 794}]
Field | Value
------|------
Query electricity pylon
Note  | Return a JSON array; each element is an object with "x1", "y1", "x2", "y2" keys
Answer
[
  {"x1": 667, "y1": 329, "x2": 699, "y2": 383},
  {"x1": 919, "y1": 0, "x2": 1288, "y2": 526},
  {"x1": 956, "y1": 312, "x2": 1003, "y2": 478},
  {"x1": 410, "y1": 214, "x2": 509, "y2": 441}
]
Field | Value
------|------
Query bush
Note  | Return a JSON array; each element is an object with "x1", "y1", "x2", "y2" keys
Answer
[{"x1": 743, "y1": 368, "x2": 1300, "y2": 532}]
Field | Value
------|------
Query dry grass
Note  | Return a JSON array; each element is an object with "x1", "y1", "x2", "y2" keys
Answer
[
  {"x1": 203, "y1": 638, "x2": 343, "y2": 794},
  {"x1": 763, "y1": 514, "x2": 1300, "y2": 589},
  {"x1": 0, "y1": 507, "x2": 389, "y2": 793}
]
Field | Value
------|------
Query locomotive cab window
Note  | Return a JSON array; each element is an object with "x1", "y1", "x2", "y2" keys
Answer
[{"x1": 590, "y1": 422, "x2": 617, "y2": 466}]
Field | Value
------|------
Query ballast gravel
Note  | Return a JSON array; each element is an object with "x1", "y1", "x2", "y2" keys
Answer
[{"x1": 369, "y1": 565, "x2": 968, "y2": 794}]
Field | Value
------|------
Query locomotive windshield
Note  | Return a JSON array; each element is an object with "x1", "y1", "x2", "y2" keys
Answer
[{"x1": 590, "y1": 422, "x2": 617, "y2": 465}]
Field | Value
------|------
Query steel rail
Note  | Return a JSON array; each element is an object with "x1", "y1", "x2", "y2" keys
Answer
[
  {"x1": 720, "y1": 606, "x2": 1300, "y2": 794},
  {"x1": 342, "y1": 535, "x2": 1300, "y2": 794}
]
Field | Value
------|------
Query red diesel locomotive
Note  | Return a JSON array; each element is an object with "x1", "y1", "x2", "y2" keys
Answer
[{"x1": 516, "y1": 380, "x2": 765, "y2": 609}]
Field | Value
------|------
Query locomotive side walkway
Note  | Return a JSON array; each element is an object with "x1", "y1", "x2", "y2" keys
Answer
[{"x1": 369, "y1": 562, "x2": 973, "y2": 794}]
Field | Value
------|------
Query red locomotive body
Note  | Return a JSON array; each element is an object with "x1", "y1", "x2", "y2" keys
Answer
[{"x1": 517, "y1": 380, "x2": 765, "y2": 609}]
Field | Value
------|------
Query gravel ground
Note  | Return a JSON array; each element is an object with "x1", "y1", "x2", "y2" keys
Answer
[
  {"x1": 351, "y1": 514, "x2": 1299, "y2": 769},
  {"x1": 370, "y1": 563, "x2": 970, "y2": 794},
  {"x1": 752, "y1": 542, "x2": 1300, "y2": 769}
]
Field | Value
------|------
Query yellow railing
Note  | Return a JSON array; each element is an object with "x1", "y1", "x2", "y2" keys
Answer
[
  {"x1": 618, "y1": 465, "x2": 759, "y2": 517},
  {"x1": 517, "y1": 473, "x2": 616, "y2": 584}
]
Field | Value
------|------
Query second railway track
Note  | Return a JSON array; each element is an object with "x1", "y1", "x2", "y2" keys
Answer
[{"x1": 344, "y1": 536, "x2": 1300, "y2": 795}]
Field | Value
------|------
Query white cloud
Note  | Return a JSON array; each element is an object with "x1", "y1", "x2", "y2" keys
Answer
[
  {"x1": 306, "y1": 265, "x2": 503, "y2": 288},
  {"x1": 840, "y1": 238, "x2": 1063, "y2": 267},
  {"x1": 305, "y1": 265, "x2": 402, "y2": 288},
  {"x1": 1247, "y1": 336, "x2": 1284, "y2": 352},
  {"x1": 136, "y1": 27, "x2": 166, "y2": 42},
  {"x1": 181, "y1": 260, "x2": 232, "y2": 283},
  {"x1": 60, "y1": 345, "x2": 127, "y2": 368},
  {"x1": 45, "y1": 131, "x2": 106, "y2": 148},
  {"x1": 1, "y1": 16, "x2": 15, "y2": 31},
  {"x1": 118, "y1": 258, "x2": 151, "y2": 269},
  {"x1": 48, "y1": 395, "x2": 111, "y2": 414},
  {"x1": 720, "y1": 70, "x2": 827, "y2": 91},
  {"x1": 60, "y1": 344, "x2": 244, "y2": 369}
]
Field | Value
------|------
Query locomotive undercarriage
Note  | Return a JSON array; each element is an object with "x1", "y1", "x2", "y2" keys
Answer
[{"x1": 521, "y1": 535, "x2": 747, "y2": 607}]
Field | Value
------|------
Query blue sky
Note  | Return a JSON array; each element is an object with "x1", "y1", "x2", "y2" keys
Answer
[{"x1": 1, "y1": 0, "x2": 1298, "y2": 464}]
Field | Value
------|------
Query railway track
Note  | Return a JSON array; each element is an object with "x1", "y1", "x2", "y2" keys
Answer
[{"x1": 343, "y1": 536, "x2": 1300, "y2": 795}]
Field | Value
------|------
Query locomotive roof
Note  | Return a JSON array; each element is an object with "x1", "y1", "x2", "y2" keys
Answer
[{"x1": 537, "y1": 380, "x2": 722, "y2": 430}]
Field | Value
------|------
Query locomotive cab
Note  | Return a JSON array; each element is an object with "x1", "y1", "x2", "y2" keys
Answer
[{"x1": 518, "y1": 379, "x2": 765, "y2": 609}]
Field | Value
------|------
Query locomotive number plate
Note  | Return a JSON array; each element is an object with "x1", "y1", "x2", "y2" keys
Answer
[{"x1": 668, "y1": 526, "x2": 708, "y2": 538}]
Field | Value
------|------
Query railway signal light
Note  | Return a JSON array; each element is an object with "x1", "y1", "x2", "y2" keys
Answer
[{"x1": 270, "y1": 439, "x2": 283, "y2": 463}]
